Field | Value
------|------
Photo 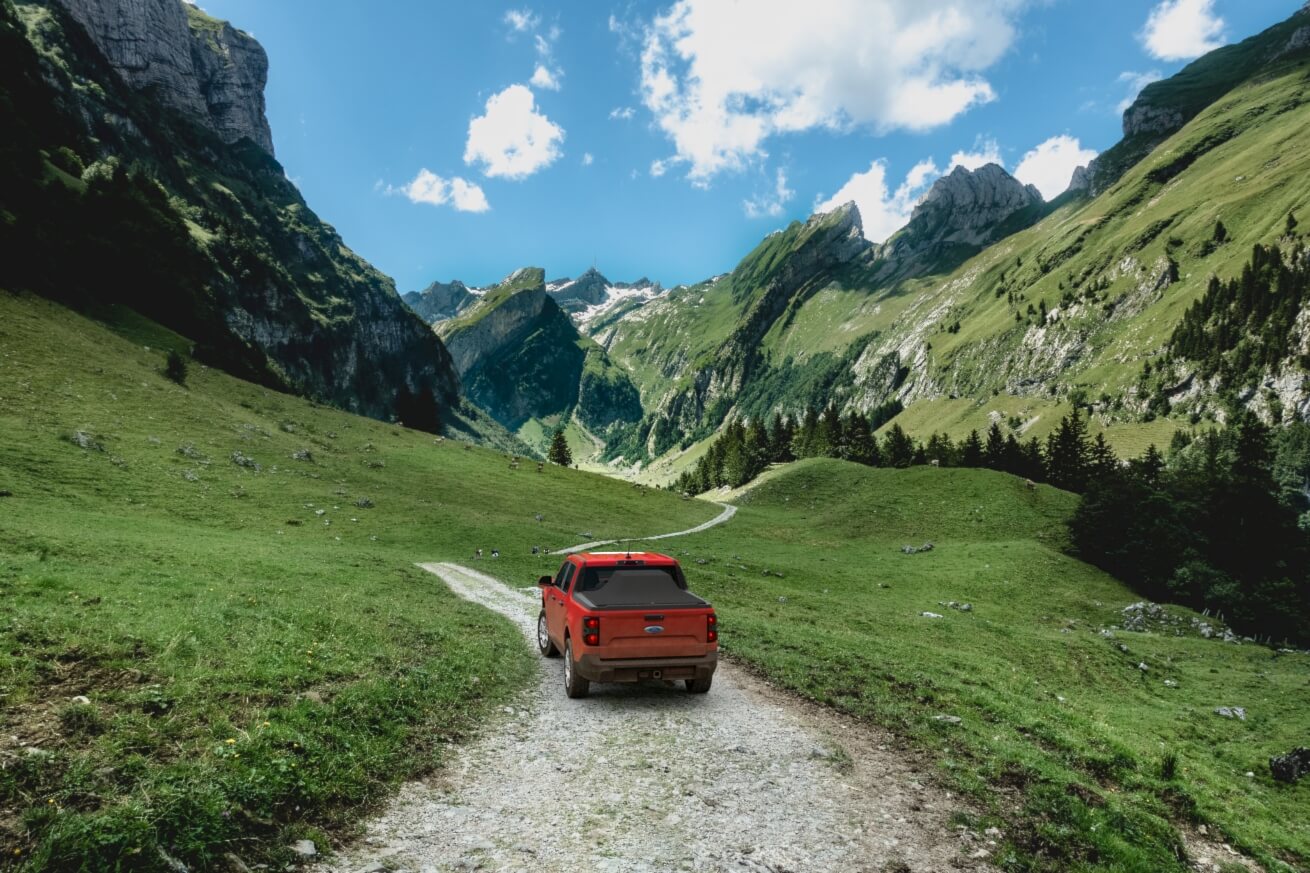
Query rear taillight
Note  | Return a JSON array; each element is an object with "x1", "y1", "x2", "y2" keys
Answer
[
  {"x1": 707, "y1": 612, "x2": 718, "y2": 643},
  {"x1": 583, "y1": 615, "x2": 600, "y2": 646}
]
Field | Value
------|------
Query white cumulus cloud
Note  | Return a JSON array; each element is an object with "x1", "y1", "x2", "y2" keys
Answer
[
  {"x1": 1141, "y1": 0, "x2": 1225, "y2": 61},
  {"x1": 609, "y1": 106, "x2": 636, "y2": 121},
  {"x1": 393, "y1": 169, "x2": 489, "y2": 213},
  {"x1": 504, "y1": 9, "x2": 539, "y2": 33},
  {"x1": 1014, "y1": 135, "x2": 1097, "y2": 200},
  {"x1": 582, "y1": 152, "x2": 594, "y2": 166},
  {"x1": 531, "y1": 64, "x2": 561, "y2": 90},
  {"x1": 815, "y1": 158, "x2": 939, "y2": 243},
  {"x1": 464, "y1": 84, "x2": 564, "y2": 180},
  {"x1": 1117, "y1": 70, "x2": 1164, "y2": 113},
  {"x1": 639, "y1": 0, "x2": 1025, "y2": 182},
  {"x1": 743, "y1": 168, "x2": 795, "y2": 218},
  {"x1": 948, "y1": 139, "x2": 1004, "y2": 172}
]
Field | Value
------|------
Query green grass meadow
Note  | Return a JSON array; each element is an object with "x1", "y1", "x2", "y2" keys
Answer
[
  {"x1": 0, "y1": 291, "x2": 718, "y2": 869},
  {"x1": 625, "y1": 460, "x2": 1310, "y2": 872}
]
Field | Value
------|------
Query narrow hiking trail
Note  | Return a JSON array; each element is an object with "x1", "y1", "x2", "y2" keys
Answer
[
  {"x1": 316, "y1": 555, "x2": 997, "y2": 872},
  {"x1": 553, "y1": 502, "x2": 737, "y2": 554}
]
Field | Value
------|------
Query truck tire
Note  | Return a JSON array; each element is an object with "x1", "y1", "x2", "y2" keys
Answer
[
  {"x1": 537, "y1": 611, "x2": 559, "y2": 657},
  {"x1": 685, "y1": 676, "x2": 712, "y2": 694},
  {"x1": 563, "y1": 639, "x2": 590, "y2": 699}
]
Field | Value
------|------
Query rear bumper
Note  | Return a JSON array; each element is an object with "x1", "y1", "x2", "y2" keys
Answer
[{"x1": 575, "y1": 651, "x2": 718, "y2": 683}]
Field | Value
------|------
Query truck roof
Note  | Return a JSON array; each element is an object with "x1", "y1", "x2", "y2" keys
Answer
[{"x1": 573, "y1": 551, "x2": 677, "y2": 566}]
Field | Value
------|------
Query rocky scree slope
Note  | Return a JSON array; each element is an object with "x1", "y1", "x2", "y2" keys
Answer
[
  {"x1": 1, "y1": 0, "x2": 470, "y2": 430},
  {"x1": 437, "y1": 268, "x2": 642, "y2": 435}
]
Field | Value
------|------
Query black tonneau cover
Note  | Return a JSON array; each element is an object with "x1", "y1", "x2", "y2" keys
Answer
[{"x1": 573, "y1": 568, "x2": 709, "y2": 611}]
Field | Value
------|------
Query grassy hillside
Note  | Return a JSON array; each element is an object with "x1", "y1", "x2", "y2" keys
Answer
[
  {"x1": 0, "y1": 291, "x2": 720, "y2": 870},
  {"x1": 622, "y1": 460, "x2": 1310, "y2": 871},
  {"x1": 594, "y1": 10, "x2": 1310, "y2": 459}
]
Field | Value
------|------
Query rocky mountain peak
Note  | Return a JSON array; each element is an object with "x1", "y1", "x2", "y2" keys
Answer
[
  {"x1": 57, "y1": 0, "x2": 274, "y2": 152},
  {"x1": 872, "y1": 164, "x2": 1043, "y2": 279},
  {"x1": 914, "y1": 164, "x2": 1042, "y2": 220},
  {"x1": 403, "y1": 279, "x2": 477, "y2": 325}
]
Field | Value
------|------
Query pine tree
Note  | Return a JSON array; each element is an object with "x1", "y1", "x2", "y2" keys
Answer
[
  {"x1": 745, "y1": 418, "x2": 771, "y2": 482},
  {"x1": 1213, "y1": 220, "x2": 1228, "y2": 244},
  {"x1": 721, "y1": 420, "x2": 749, "y2": 487},
  {"x1": 1089, "y1": 432, "x2": 1118, "y2": 481},
  {"x1": 819, "y1": 401, "x2": 845, "y2": 459},
  {"x1": 883, "y1": 424, "x2": 915, "y2": 468},
  {"x1": 1288, "y1": 211, "x2": 1299, "y2": 235},
  {"x1": 926, "y1": 432, "x2": 956, "y2": 467},
  {"x1": 1133, "y1": 443, "x2": 1165, "y2": 486},
  {"x1": 960, "y1": 430, "x2": 984, "y2": 467},
  {"x1": 845, "y1": 413, "x2": 879, "y2": 466},
  {"x1": 768, "y1": 413, "x2": 795, "y2": 463},
  {"x1": 797, "y1": 405, "x2": 821, "y2": 458},
  {"x1": 548, "y1": 429, "x2": 573, "y2": 466},
  {"x1": 983, "y1": 422, "x2": 1007, "y2": 470},
  {"x1": 1046, "y1": 410, "x2": 1092, "y2": 491},
  {"x1": 1003, "y1": 434, "x2": 1023, "y2": 475},
  {"x1": 1020, "y1": 436, "x2": 1046, "y2": 481}
]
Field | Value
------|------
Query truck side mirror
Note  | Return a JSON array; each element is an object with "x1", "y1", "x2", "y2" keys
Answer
[{"x1": 538, "y1": 575, "x2": 554, "y2": 587}]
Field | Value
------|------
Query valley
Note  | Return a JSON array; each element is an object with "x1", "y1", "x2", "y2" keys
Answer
[{"x1": 3, "y1": 0, "x2": 1310, "y2": 870}]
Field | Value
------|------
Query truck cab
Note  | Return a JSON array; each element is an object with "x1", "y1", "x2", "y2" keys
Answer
[{"x1": 536, "y1": 551, "x2": 718, "y2": 698}]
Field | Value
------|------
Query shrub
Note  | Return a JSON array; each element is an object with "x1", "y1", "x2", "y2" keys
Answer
[{"x1": 165, "y1": 350, "x2": 188, "y2": 386}]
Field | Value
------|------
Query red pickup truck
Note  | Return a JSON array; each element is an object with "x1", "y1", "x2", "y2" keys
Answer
[{"x1": 536, "y1": 551, "x2": 718, "y2": 698}]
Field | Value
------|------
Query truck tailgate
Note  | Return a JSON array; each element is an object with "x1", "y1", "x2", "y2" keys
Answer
[{"x1": 601, "y1": 609, "x2": 709, "y2": 659}]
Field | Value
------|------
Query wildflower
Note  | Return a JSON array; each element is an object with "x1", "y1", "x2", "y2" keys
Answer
[{"x1": 225, "y1": 738, "x2": 236, "y2": 745}]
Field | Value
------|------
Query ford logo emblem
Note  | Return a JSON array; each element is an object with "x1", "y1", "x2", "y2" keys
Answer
[{"x1": 644, "y1": 625, "x2": 664, "y2": 634}]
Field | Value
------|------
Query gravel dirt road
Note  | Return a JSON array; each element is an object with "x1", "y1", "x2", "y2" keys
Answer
[{"x1": 314, "y1": 559, "x2": 997, "y2": 873}]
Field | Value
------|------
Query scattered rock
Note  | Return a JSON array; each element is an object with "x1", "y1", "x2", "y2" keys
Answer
[
  {"x1": 230, "y1": 450, "x2": 261, "y2": 471},
  {"x1": 1137, "y1": 662, "x2": 1149, "y2": 672},
  {"x1": 70, "y1": 695, "x2": 91, "y2": 706},
  {"x1": 1213, "y1": 706, "x2": 1247, "y2": 721},
  {"x1": 355, "y1": 497, "x2": 375, "y2": 509},
  {"x1": 932, "y1": 715, "x2": 962, "y2": 724},
  {"x1": 921, "y1": 612, "x2": 943, "y2": 619},
  {"x1": 777, "y1": 596, "x2": 788, "y2": 604},
  {"x1": 1164, "y1": 679, "x2": 1178, "y2": 688},
  {"x1": 291, "y1": 449, "x2": 314, "y2": 462},
  {"x1": 1270, "y1": 747, "x2": 1310, "y2": 784},
  {"x1": 289, "y1": 839, "x2": 317, "y2": 858},
  {"x1": 70, "y1": 430, "x2": 103, "y2": 451}
]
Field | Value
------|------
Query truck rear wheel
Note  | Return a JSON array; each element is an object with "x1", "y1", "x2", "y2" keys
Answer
[
  {"x1": 686, "y1": 676, "x2": 712, "y2": 694},
  {"x1": 564, "y1": 639, "x2": 590, "y2": 699},
  {"x1": 537, "y1": 611, "x2": 559, "y2": 657}
]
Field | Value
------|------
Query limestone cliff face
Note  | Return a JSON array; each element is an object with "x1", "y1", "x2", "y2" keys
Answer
[
  {"x1": 10, "y1": 0, "x2": 466, "y2": 427},
  {"x1": 403, "y1": 280, "x2": 477, "y2": 324},
  {"x1": 56, "y1": 0, "x2": 273, "y2": 152},
  {"x1": 874, "y1": 164, "x2": 1043, "y2": 282},
  {"x1": 438, "y1": 269, "x2": 550, "y2": 377},
  {"x1": 437, "y1": 268, "x2": 642, "y2": 432}
]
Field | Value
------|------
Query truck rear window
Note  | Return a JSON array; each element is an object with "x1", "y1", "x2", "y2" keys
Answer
[{"x1": 577, "y1": 566, "x2": 687, "y2": 593}]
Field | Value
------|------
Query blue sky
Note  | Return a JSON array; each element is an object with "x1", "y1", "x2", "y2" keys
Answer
[{"x1": 197, "y1": 0, "x2": 1299, "y2": 290}]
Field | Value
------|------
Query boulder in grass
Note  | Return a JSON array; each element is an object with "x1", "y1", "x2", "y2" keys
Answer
[{"x1": 1270, "y1": 747, "x2": 1310, "y2": 783}]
